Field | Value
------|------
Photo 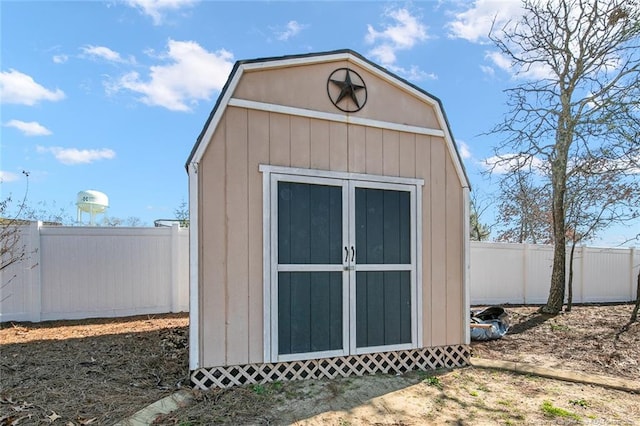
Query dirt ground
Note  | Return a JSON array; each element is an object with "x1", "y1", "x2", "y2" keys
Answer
[{"x1": 1, "y1": 304, "x2": 638, "y2": 425}]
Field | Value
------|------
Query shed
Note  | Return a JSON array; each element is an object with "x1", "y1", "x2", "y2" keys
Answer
[{"x1": 186, "y1": 49, "x2": 471, "y2": 389}]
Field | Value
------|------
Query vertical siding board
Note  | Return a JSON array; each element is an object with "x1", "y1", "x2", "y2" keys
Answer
[
  {"x1": 290, "y1": 116, "x2": 311, "y2": 169},
  {"x1": 399, "y1": 133, "x2": 416, "y2": 178},
  {"x1": 248, "y1": 109, "x2": 270, "y2": 363},
  {"x1": 269, "y1": 113, "x2": 291, "y2": 167},
  {"x1": 430, "y1": 138, "x2": 447, "y2": 347},
  {"x1": 445, "y1": 156, "x2": 464, "y2": 345},
  {"x1": 415, "y1": 135, "x2": 432, "y2": 346},
  {"x1": 310, "y1": 119, "x2": 330, "y2": 170},
  {"x1": 365, "y1": 127, "x2": 383, "y2": 175},
  {"x1": 329, "y1": 122, "x2": 348, "y2": 172},
  {"x1": 382, "y1": 130, "x2": 400, "y2": 176},
  {"x1": 348, "y1": 125, "x2": 366, "y2": 173},
  {"x1": 225, "y1": 107, "x2": 250, "y2": 365},
  {"x1": 201, "y1": 119, "x2": 227, "y2": 367}
]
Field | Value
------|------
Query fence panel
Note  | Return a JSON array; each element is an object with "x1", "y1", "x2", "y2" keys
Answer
[
  {"x1": 40, "y1": 226, "x2": 172, "y2": 320},
  {"x1": 1, "y1": 223, "x2": 188, "y2": 322},
  {"x1": 470, "y1": 242, "x2": 639, "y2": 306},
  {"x1": 1, "y1": 225, "x2": 637, "y2": 322},
  {"x1": 0, "y1": 225, "x2": 40, "y2": 322}
]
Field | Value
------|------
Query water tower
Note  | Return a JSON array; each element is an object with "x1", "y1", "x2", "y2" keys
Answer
[{"x1": 76, "y1": 190, "x2": 109, "y2": 225}]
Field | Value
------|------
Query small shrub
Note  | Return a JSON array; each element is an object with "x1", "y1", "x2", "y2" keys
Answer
[
  {"x1": 251, "y1": 384, "x2": 267, "y2": 395},
  {"x1": 423, "y1": 376, "x2": 443, "y2": 389},
  {"x1": 541, "y1": 401, "x2": 581, "y2": 420},
  {"x1": 570, "y1": 398, "x2": 589, "y2": 407}
]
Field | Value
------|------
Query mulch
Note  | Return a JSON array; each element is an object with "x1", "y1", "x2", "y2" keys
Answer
[
  {"x1": 0, "y1": 314, "x2": 189, "y2": 425},
  {"x1": 1, "y1": 304, "x2": 638, "y2": 425}
]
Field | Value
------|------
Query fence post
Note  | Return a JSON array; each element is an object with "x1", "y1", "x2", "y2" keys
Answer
[
  {"x1": 522, "y1": 244, "x2": 529, "y2": 304},
  {"x1": 171, "y1": 223, "x2": 180, "y2": 313},
  {"x1": 631, "y1": 247, "x2": 637, "y2": 302},
  {"x1": 28, "y1": 221, "x2": 42, "y2": 322},
  {"x1": 579, "y1": 244, "x2": 586, "y2": 304}
]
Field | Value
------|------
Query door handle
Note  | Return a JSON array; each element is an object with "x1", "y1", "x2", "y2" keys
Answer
[
  {"x1": 351, "y1": 246, "x2": 355, "y2": 262},
  {"x1": 344, "y1": 246, "x2": 349, "y2": 262}
]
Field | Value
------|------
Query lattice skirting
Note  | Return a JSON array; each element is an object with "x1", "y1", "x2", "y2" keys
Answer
[{"x1": 191, "y1": 345, "x2": 470, "y2": 390}]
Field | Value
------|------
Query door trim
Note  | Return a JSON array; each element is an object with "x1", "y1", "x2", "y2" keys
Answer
[{"x1": 261, "y1": 164, "x2": 424, "y2": 363}]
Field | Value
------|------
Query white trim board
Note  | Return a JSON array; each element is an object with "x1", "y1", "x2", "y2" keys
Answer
[
  {"x1": 188, "y1": 162, "x2": 200, "y2": 370},
  {"x1": 261, "y1": 165, "x2": 423, "y2": 363},
  {"x1": 228, "y1": 98, "x2": 446, "y2": 138},
  {"x1": 259, "y1": 165, "x2": 424, "y2": 187}
]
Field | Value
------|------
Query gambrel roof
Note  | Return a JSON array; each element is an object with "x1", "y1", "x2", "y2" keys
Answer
[{"x1": 186, "y1": 49, "x2": 469, "y2": 189}]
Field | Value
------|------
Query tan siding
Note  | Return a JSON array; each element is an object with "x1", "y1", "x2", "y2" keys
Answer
[
  {"x1": 310, "y1": 119, "x2": 330, "y2": 170},
  {"x1": 383, "y1": 130, "x2": 400, "y2": 176},
  {"x1": 365, "y1": 127, "x2": 383, "y2": 175},
  {"x1": 329, "y1": 122, "x2": 348, "y2": 172},
  {"x1": 290, "y1": 116, "x2": 311, "y2": 168},
  {"x1": 348, "y1": 125, "x2": 366, "y2": 173},
  {"x1": 429, "y1": 137, "x2": 447, "y2": 347},
  {"x1": 225, "y1": 107, "x2": 250, "y2": 365},
  {"x1": 197, "y1": 57, "x2": 468, "y2": 368},
  {"x1": 445, "y1": 155, "x2": 464, "y2": 345},
  {"x1": 233, "y1": 61, "x2": 440, "y2": 130},
  {"x1": 233, "y1": 62, "x2": 339, "y2": 114},
  {"x1": 415, "y1": 134, "x2": 431, "y2": 346},
  {"x1": 200, "y1": 119, "x2": 227, "y2": 367},
  {"x1": 399, "y1": 133, "x2": 416, "y2": 178},
  {"x1": 247, "y1": 109, "x2": 270, "y2": 363},
  {"x1": 270, "y1": 113, "x2": 291, "y2": 167}
]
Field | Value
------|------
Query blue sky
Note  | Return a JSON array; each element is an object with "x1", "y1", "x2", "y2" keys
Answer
[{"x1": 1, "y1": 0, "x2": 637, "y2": 245}]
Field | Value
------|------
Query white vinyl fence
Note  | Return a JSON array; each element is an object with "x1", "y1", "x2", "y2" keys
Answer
[
  {"x1": 1, "y1": 224, "x2": 638, "y2": 322},
  {"x1": 470, "y1": 241, "x2": 639, "y2": 305},
  {"x1": 1, "y1": 222, "x2": 188, "y2": 322}
]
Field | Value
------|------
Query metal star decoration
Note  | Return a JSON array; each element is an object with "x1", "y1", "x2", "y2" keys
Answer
[{"x1": 327, "y1": 68, "x2": 367, "y2": 112}]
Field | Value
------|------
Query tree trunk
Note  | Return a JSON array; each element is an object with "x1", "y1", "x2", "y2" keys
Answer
[
  {"x1": 566, "y1": 241, "x2": 577, "y2": 312},
  {"x1": 630, "y1": 269, "x2": 639, "y2": 324},
  {"x1": 541, "y1": 184, "x2": 567, "y2": 314}
]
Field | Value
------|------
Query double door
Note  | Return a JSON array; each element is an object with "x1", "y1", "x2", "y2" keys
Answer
[{"x1": 272, "y1": 173, "x2": 418, "y2": 362}]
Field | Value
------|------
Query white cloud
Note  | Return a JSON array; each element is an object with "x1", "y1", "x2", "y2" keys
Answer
[
  {"x1": 480, "y1": 64, "x2": 495, "y2": 76},
  {"x1": 484, "y1": 51, "x2": 510, "y2": 71},
  {"x1": 53, "y1": 54, "x2": 68, "y2": 64},
  {"x1": 276, "y1": 20, "x2": 306, "y2": 41},
  {"x1": 126, "y1": 0, "x2": 198, "y2": 25},
  {"x1": 483, "y1": 153, "x2": 546, "y2": 174},
  {"x1": 108, "y1": 39, "x2": 234, "y2": 111},
  {"x1": 366, "y1": 8, "x2": 429, "y2": 66},
  {"x1": 37, "y1": 146, "x2": 116, "y2": 165},
  {"x1": 0, "y1": 170, "x2": 20, "y2": 183},
  {"x1": 386, "y1": 64, "x2": 437, "y2": 81},
  {"x1": 5, "y1": 120, "x2": 52, "y2": 136},
  {"x1": 458, "y1": 141, "x2": 472, "y2": 160},
  {"x1": 81, "y1": 45, "x2": 133, "y2": 64},
  {"x1": 485, "y1": 50, "x2": 554, "y2": 80},
  {"x1": 0, "y1": 69, "x2": 65, "y2": 105},
  {"x1": 446, "y1": 0, "x2": 523, "y2": 43}
]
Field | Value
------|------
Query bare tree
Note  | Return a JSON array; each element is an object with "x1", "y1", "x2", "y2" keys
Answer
[
  {"x1": 494, "y1": 169, "x2": 553, "y2": 244},
  {"x1": 1, "y1": 172, "x2": 33, "y2": 301},
  {"x1": 489, "y1": 0, "x2": 640, "y2": 314},
  {"x1": 470, "y1": 192, "x2": 491, "y2": 241},
  {"x1": 17, "y1": 199, "x2": 74, "y2": 225},
  {"x1": 564, "y1": 159, "x2": 640, "y2": 311},
  {"x1": 174, "y1": 199, "x2": 190, "y2": 228}
]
